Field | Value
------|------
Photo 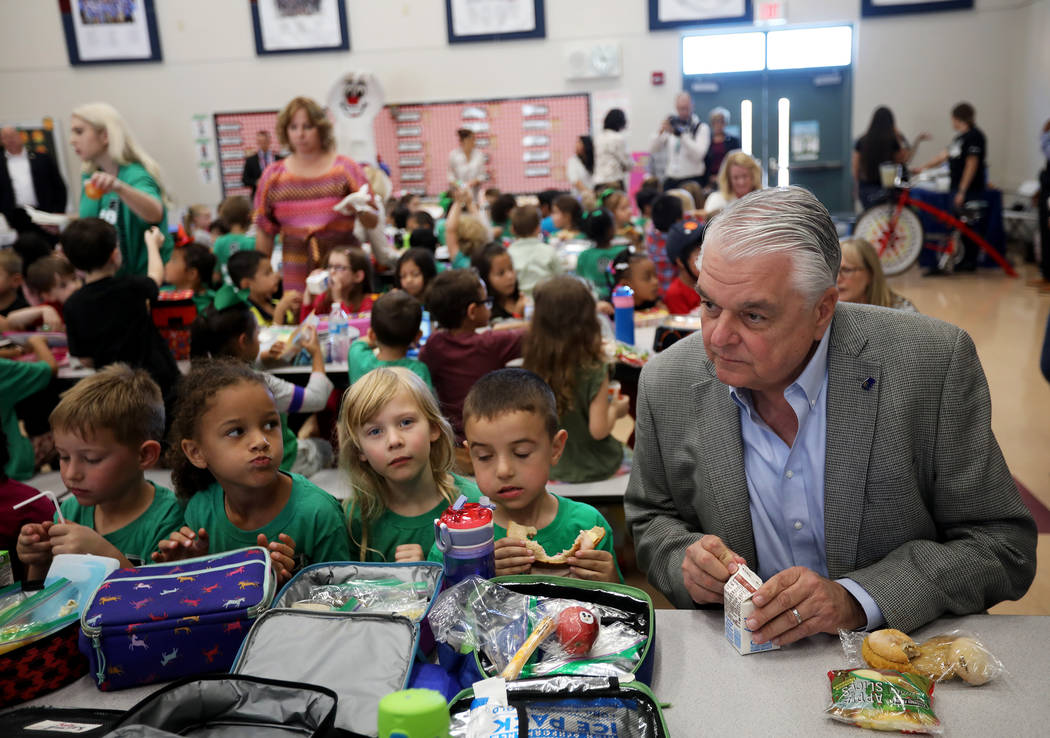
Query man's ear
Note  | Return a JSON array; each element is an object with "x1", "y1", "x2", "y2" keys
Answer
[
  {"x1": 138, "y1": 439, "x2": 162, "y2": 470},
  {"x1": 549, "y1": 429, "x2": 568, "y2": 466},
  {"x1": 814, "y1": 285, "x2": 839, "y2": 340},
  {"x1": 181, "y1": 438, "x2": 209, "y2": 470}
]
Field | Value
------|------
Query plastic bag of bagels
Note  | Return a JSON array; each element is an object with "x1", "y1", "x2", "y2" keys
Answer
[{"x1": 839, "y1": 628, "x2": 1004, "y2": 686}]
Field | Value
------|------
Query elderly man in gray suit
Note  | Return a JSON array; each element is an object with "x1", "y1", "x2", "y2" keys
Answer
[{"x1": 625, "y1": 186, "x2": 1036, "y2": 647}]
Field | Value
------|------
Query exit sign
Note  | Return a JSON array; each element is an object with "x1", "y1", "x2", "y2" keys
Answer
[{"x1": 755, "y1": 1, "x2": 786, "y2": 24}]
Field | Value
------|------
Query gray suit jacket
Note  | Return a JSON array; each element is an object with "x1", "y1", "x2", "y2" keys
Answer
[{"x1": 625, "y1": 302, "x2": 1036, "y2": 631}]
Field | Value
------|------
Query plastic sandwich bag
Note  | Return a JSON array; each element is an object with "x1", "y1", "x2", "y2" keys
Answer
[{"x1": 839, "y1": 628, "x2": 1005, "y2": 686}]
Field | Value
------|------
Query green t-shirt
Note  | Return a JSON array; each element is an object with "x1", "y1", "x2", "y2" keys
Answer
[
  {"x1": 428, "y1": 494, "x2": 621, "y2": 581},
  {"x1": 79, "y1": 163, "x2": 172, "y2": 277},
  {"x1": 451, "y1": 252, "x2": 471, "y2": 270},
  {"x1": 551, "y1": 363, "x2": 624, "y2": 483},
  {"x1": 58, "y1": 483, "x2": 184, "y2": 566},
  {"x1": 574, "y1": 246, "x2": 624, "y2": 301},
  {"x1": 279, "y1": 414, "x2": 297, "y2": 473},
  {"x1": 213, "y1": 233, "x2": 256, "y2": 285},
  {"x1": 347, "y1": 340, "x2": 434, "y2": 391},
  {"x1": 348, "y1": 474, "x2": 479, "y2": 562},
  {"x1": 184, "y1": 472, "x2": 351, "y2": 566},
  {"x1": 0, "y1": 359, "x2": 53, "y2": 480}
]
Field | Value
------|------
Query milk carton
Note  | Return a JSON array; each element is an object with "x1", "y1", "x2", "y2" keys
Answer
[{"x1": 724, "y1": 564, "x2": 779, "y2": 655}]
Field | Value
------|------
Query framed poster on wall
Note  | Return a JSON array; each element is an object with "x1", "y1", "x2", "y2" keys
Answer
[
  {"x1": 861, "y1": 0, "x2": 973, "y2": 17},
  {"x1": 445, "y1": 0, "x2": 546, "y2": 44},
  {"x1": 648, "y1": 0, "x2": 752, "y2": 30},
  {"x1": 250, "y1": 0, "x2": 349, "y2": 55},
  {"x1": 59, "y1": 0, "x2": 163, "y2": 66}
]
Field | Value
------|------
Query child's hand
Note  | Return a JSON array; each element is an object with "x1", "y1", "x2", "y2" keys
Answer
[
  {"x1": 567, "y1": 549, "x2": 617, "y2": 583},
  {"x1": 48, "y1": 521, "x2": 118, "y2": 558},
  {"x1": 16, "y1": 521, "x2": 55, "y2": 568},
  {"x1": 300, "y1": 326, "x2": 322, "y2": 357},
  {"x1": 258, "y1": 533, "x2": 296, "y2": 585},
  {"x1": 38, "y1": 305, "x2": 64, "y2": 330},
  {"x1": 394, "y1": 544, "x2": 423, "y2": 562},
  {"x1": 597, "y1": 300, "x2": 614, "y2": 317},
  {"x1": 612, "y1": 394, "x2": 630, "y2": 419},
  {"x1": 494, "y1": 537, "x2": 534, "y2": 576},
  {"x1": 277, "y1": 289, "x2": 302, "y2": 314},
  {"x1": 144, "y1": 226, "x2": 164, "y2": 252},
  {"x1": 152, "y1": 526, "x2": 209, "y2": 562},
  {"x1": 264, "y1": 341, "x2": 286, "y2": 361}
]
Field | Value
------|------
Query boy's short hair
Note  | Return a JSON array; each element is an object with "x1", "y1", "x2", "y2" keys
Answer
[
  {"x1": 635, "y1": 187, "x2": 659, "y2": 214},
  {"x1": 62, "y1": 218, "x2": 118, "y2": 271},
  {"x1": 25, "y1": 254, "x2": 75, "y2": 294},
  {"x1": 178, "y1": 243, "x2": 217, "y2": 287},
  {"x1": 651, "y1": 194, "x2": 684, "y2": 233},
  {"x1": 371, "y1": 290, "x2": 422, "y2": 348},
  {"x1": 511, "y1": 205, "x2": 541, "y2": 237},
  {"x1": 50, "y1": 363, "x2": 165, "y2": 447},
  {"x1": 209, "y1": 219, "x2": 230, "y2": 236},
  {"x1": 490, "y1": 194, "x2": 517, "y2": 225},
  {"x1": 0, "y1": 248, "x2": 24, "y2": 277},
  {"x1": 537, "y1": 189, "x2": 563, "y2": 211},
  {"x1": 409, "y1": 228, "x2": 438, "y2": 252},
  {"x1": 951, "y1": 102, "x2": 975, "y2": 126},
  {"x1": 11, "y1": 233, "x2": 51, "y2": 278},
  {"x1": 227, "y1": 250, "x2": 264, "y2": 287},
  {"x1": 217, "y1": 195, "x2": 252, "y2": 229},
  {"x1": 463, "y1": 368, "x2": 559, "y2": 438},
  {"x1": 424, "y1": 268, "x2": 482, "y2": 330},
  {"x1": 391, "y1": 206, "x2": 411, "y2": 230},
  {"x1": 407, "y1": 210, "x2": 435, "y2": 231}
]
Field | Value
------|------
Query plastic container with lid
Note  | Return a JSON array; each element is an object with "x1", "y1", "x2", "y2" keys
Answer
[{"x1": 433, "y1": 496, "x2": 495, "y2": 588}]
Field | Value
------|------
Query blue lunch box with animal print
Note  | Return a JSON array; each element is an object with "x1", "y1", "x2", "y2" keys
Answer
[{"x1": 77, "y1": 547, "x2": 275, "y2": 691}]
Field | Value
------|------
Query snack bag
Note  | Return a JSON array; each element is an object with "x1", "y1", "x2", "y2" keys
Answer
[{"x1": 826, "y1": 668, "x2": 942, "y2": 734}]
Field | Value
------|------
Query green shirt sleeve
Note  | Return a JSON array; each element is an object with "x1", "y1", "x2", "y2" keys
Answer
[{"x1": 0, "y1": 359, "x2": 54, "y2": 480}]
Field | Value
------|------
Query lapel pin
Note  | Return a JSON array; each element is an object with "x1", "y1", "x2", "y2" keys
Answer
[{"x1": 862, "y1": 377, "x2": 876, "y2": 391}]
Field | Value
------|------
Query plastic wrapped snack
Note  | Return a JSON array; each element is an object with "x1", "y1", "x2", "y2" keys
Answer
[
  {"x1": 291, "y1": 578, "x2": 430, "y2": 620},
  {"x1": 826, "y1": 668, "x2": 942, "y2": 734},
  {"x1": 840, "y1": 628, "x2": 1004, "y2": 686}
]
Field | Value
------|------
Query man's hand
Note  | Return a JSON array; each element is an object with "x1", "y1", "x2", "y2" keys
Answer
[
  {"x1": 152, "y1": 526, "x2": 209, "y2": 562},
  {"x1": 659, "y1": 118, "x2": 673, "y2": 135},
  {"x1": 567, "y1": 549, "x2": 617, "y2": 583},
  {"x1": 394, "y1": 543, "x2": 424, "y2": 562},
  {"x1": 48, "y1": 521, "x2": 119, "y2": 558},
  {"x1": 494, "y1": 536, "x2": 534, "y2": 576},
  {"x1": 747, "y1": 566, "x2": 866, "y2": 647},
  {"x1": 259, "y1": 533, "x2": 296, "y2": 585},
  {"x1": 682, "y1": 534, "x2": 746, "y2": 605}
]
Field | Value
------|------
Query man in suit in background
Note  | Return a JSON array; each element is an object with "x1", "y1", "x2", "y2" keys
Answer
[
  {"x1": 625, "y1": 186, "x2": 1035, "y2": 644},
  {"x1": 0, "y1": 126, "x2": 67, "y2": 239},
  {"x1": 241, "y1": 129, "x2": 279, "y2": 201}
]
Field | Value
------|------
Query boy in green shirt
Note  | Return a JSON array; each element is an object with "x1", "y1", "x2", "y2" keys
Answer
[
  {"x1": 16, "y1": 365, "x2": 183, "y2": 577},
  {"x1": 427, "y1": 368, "x2": 621, "y2": 582},
  {"x1": 348, "y1": 290, "x2": 434, "y2": 391},
  {"x1": 162, "y1": 242, "x2": 216, "y2": 313},
  {"x1": 212, "y1": 195, "x2": 256, "y2": 286}
]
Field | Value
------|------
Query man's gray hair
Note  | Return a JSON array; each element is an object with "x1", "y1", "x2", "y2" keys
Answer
[{"x1": 700, "y1": 186, "x2": 840, "y2": 304}]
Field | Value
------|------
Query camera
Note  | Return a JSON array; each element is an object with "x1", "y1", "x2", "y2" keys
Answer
[{"x1": 668, "y1": 116, "x2": 688, "y2": 137}]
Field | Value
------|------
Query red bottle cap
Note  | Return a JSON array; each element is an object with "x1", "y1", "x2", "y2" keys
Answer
[{"x1": 438, "y1": 501, "x2": 493, "y2": 530}]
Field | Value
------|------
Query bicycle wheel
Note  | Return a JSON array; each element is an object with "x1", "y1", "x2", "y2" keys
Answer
[{"x1": 854, "y1": 203, "x2": 924, "y2": 276}]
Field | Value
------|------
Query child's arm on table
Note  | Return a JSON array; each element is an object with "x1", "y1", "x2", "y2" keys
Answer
[
  {"x1": 17, "y1": 521, "x2": 55, "y2": 580},
  {"x1": 152, "y1": 526, "x2": 210, "y2": 562},
  {"x1": 258, "y1": 533, "x2": 296, "y2": 585},
  {"x1": 2, "y1": 304, "x2": 64, "y2": 331},
  {"x1": 494, "y1": 536, "x2": 534, "y2": 576},
  {"x1": 144, "y1": 226, "x2": 165, "y2": 287},
  {"x1": 47, "y1": 521, "x2": 134, "y2": 568}
]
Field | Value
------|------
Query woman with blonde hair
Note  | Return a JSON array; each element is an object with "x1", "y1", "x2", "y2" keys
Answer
[
  {"x1": 701, "y1": 150, "x2": 762, "y2": 218},
  {"x1": 253, "y1": 96, "x2": 377, "y2": 294},
  {"x1": 337, "y1": 367, "x2": 479, "y2": 562},
  {"x1": 838, "y1": 237, "x2": 917, "y2": 311},
  {"x1": 71, "y1": 102, "x2": 172, "y2": 275}
]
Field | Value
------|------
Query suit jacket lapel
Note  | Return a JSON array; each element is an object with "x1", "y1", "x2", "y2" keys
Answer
[
  {"x1": 823, "y1": 306, "x2": 881, "y2": 577},
  {"x1": 693, "y1": 364, "x2": 757, "y2": 568}
]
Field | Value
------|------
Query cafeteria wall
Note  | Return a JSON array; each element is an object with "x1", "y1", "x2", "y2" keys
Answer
[{"x1": 0, "y1": 0, "x2": 1043, "y2": 210}]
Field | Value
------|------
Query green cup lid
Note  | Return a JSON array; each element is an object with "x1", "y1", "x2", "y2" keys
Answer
[{"x1": 377, "y1": 689, "x2": 449, "y2": 738}]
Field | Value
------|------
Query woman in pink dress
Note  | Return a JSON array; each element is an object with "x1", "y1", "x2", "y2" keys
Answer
[{"x1": 253, "y1": 96, "x2": 378, "y2": 295}]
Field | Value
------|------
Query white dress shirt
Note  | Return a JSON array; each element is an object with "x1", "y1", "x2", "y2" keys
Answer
[{"x1": 5, "y1": 150, "x2": 37, "y2": 208}]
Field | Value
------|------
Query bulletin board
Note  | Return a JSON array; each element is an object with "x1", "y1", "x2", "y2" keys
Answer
[{"x1": 214, "y1": 92, "x2": 590, "y2": 200}]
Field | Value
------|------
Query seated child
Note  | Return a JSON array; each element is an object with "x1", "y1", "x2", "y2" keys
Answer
[
  {"x1": 506, "y1": 205, "x2": 561, "y2": 296},
  {"x1": 0, "y1": 248, "x2": 29, "y2": 316},
  {"x1": 537, "y1": 189, "x2": 562, "y2": 238},
  {"x1": 610, "y1": 249, "x2": 663, "y2": 312},
  {"x1": 25, "y1": 254, "x2": 80, "y2": 320},
  {"x1": 428, "y1": 368, "x2": 620, "y2": 582},
  {"x1": 182, "y1": 204, "x2": 213, "y2": 247},
  {"x1": 524, "y1": 277, "x2": 628, "y2": 483},
  {"x1": 634, "y1": 187, "x2": 659, "y2": 233},
  {"x1": 447, "y1": 213, "x2": 488, "y2": 269},
  {"x1": 339, "y1": 367, "x2": 479, "y2": 562},
  {"x1": 1, "y1": 335, "x2": 57, "y2": 480},
  {"x1": 60, "y1": 219, "x2": 179, "y2": 408},
  {"x1": 396, "y1": 248, "x2": 438, "y2": 302},
  {"x1": 155, "y1": 359, "x2": 351, "y2": 582},
  {"x1": 227, "y1": 250, "x2": 300, "y2": 326},
  {"x1": 473, "y1": 242, "x2": 524, "y2": 322},
  {"x1": 488, "y1": 193, "x2": 517, "y2": 243},
  {"x1": 0, "y1": 248, "x2": 65, "y2": 331},
  {"x1": 646, "y1": 193, "x2": 696, "y2": 295},
  {"x1": 575, "y1": 208, "x2": 624, "y2": 301},
  {"x1": 301, "y1": 245, "x2": 374, "y2": 320},
  {"x1": 348, "y1": 290, "x2": 433, "y2": 390},
  {"x1": 16, "y1": 365, "x2": 182, "y2": 579},
  {"x1": 600, "y1": 190, "x2": 643, "y2": 249},
  {"x1": 550, "y1": 194, "x2": 584, "y2": 243},
  {"x1": 163, "y1": 242, "x2": 216, "y2": 313},
  {"x1": 190, "y1": 286, "x2": 334, "y2": 478},
  {"x1": 663, "y1": 220, "x2": 704, "y2": 315},
  {"x1": 409, "y1": 228, "x2": 438, "y2": 253},
  {"x1": 212, "y1": 195, "x2": 255, "y2": 285},
  {"x1": 421, "y1": 269, "x2": 525, "y2": 442}
]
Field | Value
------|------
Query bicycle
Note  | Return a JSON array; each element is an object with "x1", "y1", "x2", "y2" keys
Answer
[{"x1": 853, "y1": 182, "x2": 1017, "y2": 277}]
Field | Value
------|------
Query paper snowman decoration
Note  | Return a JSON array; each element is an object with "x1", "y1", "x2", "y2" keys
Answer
[{"x1": 327, "y1": 71, "x2": 385, "y2": 166}]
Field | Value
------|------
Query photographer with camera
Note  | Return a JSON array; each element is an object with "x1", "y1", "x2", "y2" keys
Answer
[{"x1": 650, "y1": 92, "x2": 711, "y2": 191}]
